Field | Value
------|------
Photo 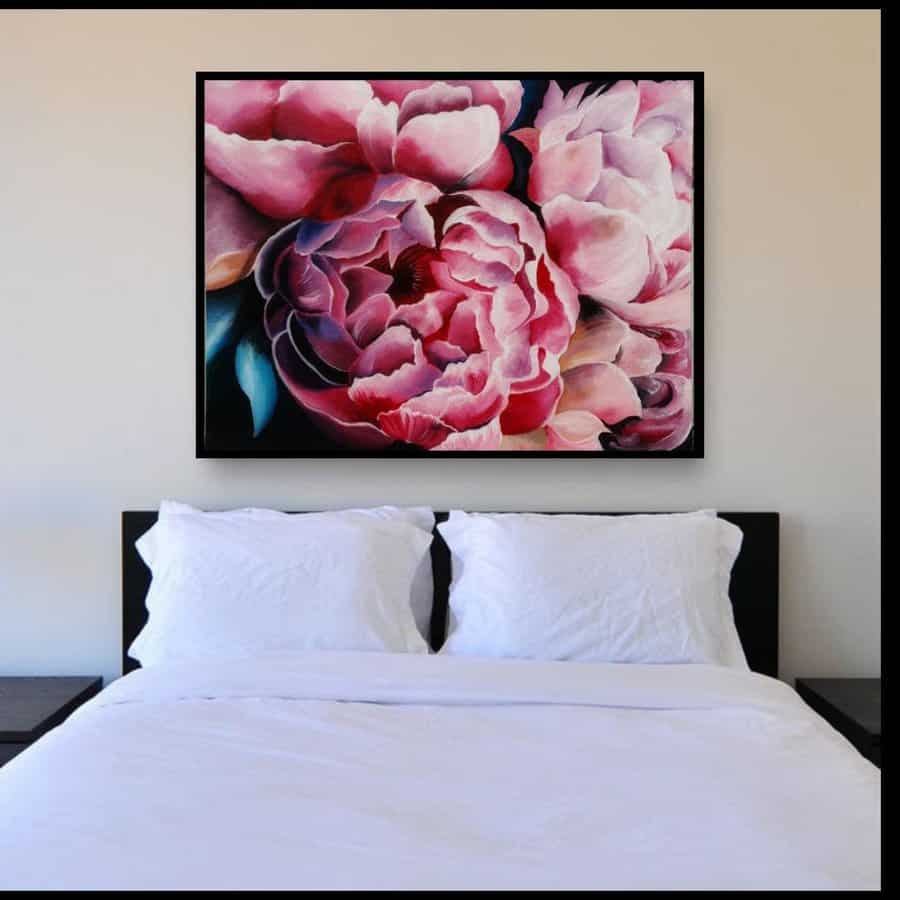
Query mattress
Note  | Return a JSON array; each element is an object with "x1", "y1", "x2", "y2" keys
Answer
[{"x1": 0, "y1": 652, "x2": 880, "y2": 890}]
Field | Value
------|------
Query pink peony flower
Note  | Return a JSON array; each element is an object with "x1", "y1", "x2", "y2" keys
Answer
[
  {"x1": 254, "y1": 176, "x2": 579, "y2": 451},
  {"x1": 512, "y1": 80, "x2": 692, "y2": 314},
  {"x1": 500, "y1": 304, "x2": 691, "y2": 451},
  {"x1": 204, "y1": 173, "x2": 278, "y2": 291},
  {"x1": 203, "y1": 79, "x2": 523, "y2": 288},
  {"x1": 507, "y1": 80, "x2": 695, "y2": 451}
]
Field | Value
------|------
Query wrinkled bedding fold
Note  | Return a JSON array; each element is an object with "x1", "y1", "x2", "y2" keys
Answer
[{"x1": 95, "y1": 651, "x2": 803, "y2": 713}]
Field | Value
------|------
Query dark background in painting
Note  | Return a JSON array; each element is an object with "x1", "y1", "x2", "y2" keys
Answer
[{"x1": 201, "y1": 76, "x2": 699, "y2": 457}]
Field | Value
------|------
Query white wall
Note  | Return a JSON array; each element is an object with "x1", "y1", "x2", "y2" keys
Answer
[{"x1": 0, "y1": 10, "x2": 880, "y2": 686}]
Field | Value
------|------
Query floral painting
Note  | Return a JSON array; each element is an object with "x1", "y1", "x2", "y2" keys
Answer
[{"x1": 199, "y1": 74, "x2": 701, "y2": 456}]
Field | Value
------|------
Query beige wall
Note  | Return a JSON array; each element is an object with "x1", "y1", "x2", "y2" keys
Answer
[{"x1": 0, "y1": 10, "x2": 880, "y2": 684}]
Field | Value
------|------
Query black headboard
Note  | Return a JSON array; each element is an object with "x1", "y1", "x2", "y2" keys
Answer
[{"x1": 122, "y1": 511, "x2": 779, "y2": 677}]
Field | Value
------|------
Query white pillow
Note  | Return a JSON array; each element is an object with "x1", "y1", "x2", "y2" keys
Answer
[
  {"x1": 437, "y1": 510, "x2": 747, "y2": 667},
  {"x1": 143, "y1": 501, "x2": 436, "y2": 640},
  {"x1": 129, "y1": 504, "x2": 434, "y2": 667}
]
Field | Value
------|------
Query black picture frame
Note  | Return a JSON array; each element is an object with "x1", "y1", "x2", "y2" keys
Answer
[{"x1": 197, "y1": 72, "x2": 704, "y2": 458}]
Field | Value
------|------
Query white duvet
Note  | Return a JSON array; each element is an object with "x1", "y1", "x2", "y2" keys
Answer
[{"x1": 0, "y1": 653, "x2": 880, "y2": 890}]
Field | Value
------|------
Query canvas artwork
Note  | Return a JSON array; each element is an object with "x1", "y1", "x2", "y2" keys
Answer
[{"x1": 199, "y1": 74, "x2": 702, "y2": 457}]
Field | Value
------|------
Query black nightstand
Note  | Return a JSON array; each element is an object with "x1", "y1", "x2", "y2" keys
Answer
[
  {"x1": 796, "y1": 678, "x2": 881, "y2": 768},
  {"x1": 0, "y1": 677, "x2": 102, "y2": 767}
]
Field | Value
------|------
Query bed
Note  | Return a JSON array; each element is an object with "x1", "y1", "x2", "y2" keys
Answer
[{"x1": 0, "y1": 511, "x2": 880, "y2": 890}]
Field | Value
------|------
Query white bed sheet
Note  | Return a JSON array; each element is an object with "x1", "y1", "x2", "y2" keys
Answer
[{"x1": 0, "y1": 652, "x2": 880, "y2": 890}]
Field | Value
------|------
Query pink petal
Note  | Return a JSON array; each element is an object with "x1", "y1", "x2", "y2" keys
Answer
[
  {"x1": 666, "y1": 135, "x2": 693, "y2": 181},
  {"x1": 449, "y1": 80, "x2": 523, "y2": 131},
  {"x1": 433, "y1": 352, "x2": 492, "y2": 394},
  {"x1": 272, "y1": 331, "x2": 392, "y2": 450},
  {"x1": 601, "y1": 287, "x2": 692, "y2": 330},
  {"x1": 490, "y1": 80, "x2": 525, "y2": 131},
  {"x1": 601, "y1": 131, "x2": 677, "y2": 186},
  {"x1": 517, "y1": 260, "x2": 545, "y2": 319},
  {"x1": 397, "y1": 82, "x2": 473, "y2": 130},
  {"x1": 319, "y1": 216, "x2": 400, "y2": 259},
  {"x1": 528, "y1": 256, "x2": 580, "y2": 356},
  {"x1": 442, "y1": 250, "x2": 516, "y2": 288},
  {"x1": 264, "y1": 295, "x2": 290, "y2": 341},
  {"x1": 546, "y1": 410, "x2": 608, "y2": 450},
  {"x1": 373, "y1": 173, "x2": 443, "y2": 207},
  {"x1": 273, "y1": 80, "x2": 373, "y2": 145},
  {"x1": 543, "y1": 195, "x2": 651, "y2": 304},
  {"x1": 459, "y1": 142, "x2": 514, "y2": 190},
  {"x1": 288, "y1": 313, "x2": 360, "y2": 374},
  {"x1": 306, "y1": 172, "x2": 382, "y2": 222},
  {"x1": 534, "y1": 81, "x2": 566, "y2": 128},
  {"x1": 488, "y1": 283, "x2": 532, "y2": 339},
  {"x1": 394, "y1": 365, "x2": 506, "y2": 433},
  {"x1": 635, "y1": 244, "x2": 669, "y2": 300},
  {"x1": 499, "y1": 337, "x2": 542, "y2": 385},
  {"x1": 352, "y1": 324, "x2": 417, "y2": 378},
  {"x1": 333, "y1": 231, "x2": 391, "y2": 271},
  {"x1": 204, "y1": 173, "x2": 277, "y2": 290},
  {"x1": 423, "y1": 340, "x2": 468, "y2": 369},
  {"x1": 640, "y1": 326, "x2": 690, "y2": 377},
  {"x1": 346, "y1": 293, "x2": 395, "y2": 347},
  {"x1": 508, "y1": 127, "x2": 539, "y2": 155},
  {"x1": 292, "y1": 218, "x2": 342, "y2": 255},
  {"x1": 387, "y1": 229, "x2": 418, "y2": 267},
  {"x1": 506, "y1": 345, "x2": 554, "y2": 392},
  {"x1": 558, "y1": 310, "x2": 629, "y2": 372},
  {"x1": 639, "y1": 326, "x2": 687, "y2": 355},
  {"x1": 395, "y1": 106, "x2": 500, "y2": 189},
  {"x1": 348, "y1": 357, "x2": 442, "y2": 418},
  {"x1": 631, "y1": 244, "x2": 692, "y2": 309},
  {"x1": 204, "y1": 124, "x2": 366, "y2": 220},
  {"x1": 433, "y1": 419, "x2": 503, "y2": 451},
  {"x1": 452, "y1": 189, "x2": 546, "y2": 253},
  {"x1": 594, "y1": 134, "x2": 683, "y2": 249},
  {"x1": 277, "y1": 253, "x2": 333, "y2": 315},
  {"x1": 317, "y1": 255, "x2": 350, "y2": 323},
  {"x1": 342, "y1": 266, "x2": 394, "y2": 314},
  {"x1": 442, "y1": 207, "x2": 521, "y2": 255},
  {"x1": 357, "y1": 98, "x2": 398, "y2": 173},
  {"x1": 528, "y1": 133, "x2": 604, "y2": 204},
  {"x1": 635, "y1": 80, "x2": 693, "y2": 142},
  {"x1": 572, "y1": 80, "x2": 639, "y2": 137},
  {"x1": 662, "y1": 248, "x2": 692, "y2": 292},
  {"x1": 557, "y1": 362, "x2": 642, "y2": 424},
  {"x1": 584, "y1": 169, "x2": 646, "y2": 219},
  {"x1": 391, "y1": 290, "x2": 462, "y2": 338},
  {"x1": 535, "y1": 81, "x2": 588, "y2": 129},
  {"x1": 376, "y1": 407, "x2": 451, "y2": 449},
  {"x1": 613, "y1": 372, "x2": 693, "y2": 451},
  {"x1": 539, "y1": 111, "x2": 584, "y2": 150},
  {"x1": 432, "y1": 256, "x2": 473, "y2": 293},
  {"x1": 339, "y1": 186, "x2": 410, "y2": 222},
  {"x1": 500, "y1": 375, "x2": 562, "y2": 434},
  {"x1": 447, "y1": 296, "x2": 500, "y2": 357},
  {"x1": 615, "y1": 328, "x2": 663, "y2": 377},
  {"x1": 400, "y1": 200, "x2": 436, "y2": 248},
  {"x1": 368, "y1": 80, "x2": 434, "y2": 106},
  {"x1": 658, "y1": 344, "x2": 693, "y2": 378},
  {"x1": 204, "y1": 80, "x2": 282, "y2": 139},
  {"x1": 419, "y1": 384, "x2": 507, "y2": 434}
]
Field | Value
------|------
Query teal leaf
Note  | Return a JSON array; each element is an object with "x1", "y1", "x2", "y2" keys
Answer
[
  {"x1": 235, "y1": 335, "x2": 278, "y2": 437},
  {"x1": 205, "y1": 288, "x2": 243, "y2": 365}
]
